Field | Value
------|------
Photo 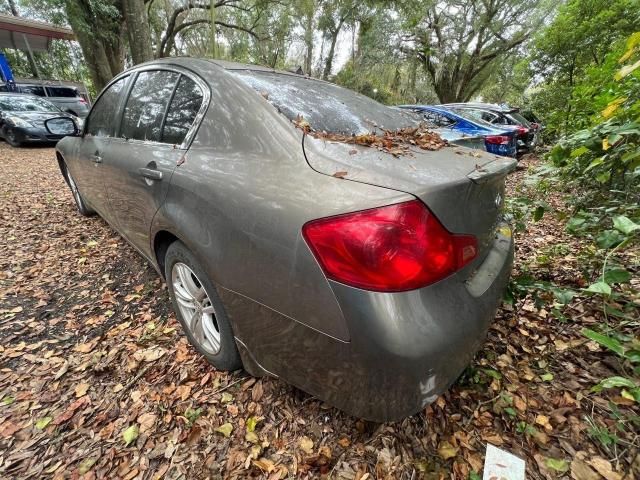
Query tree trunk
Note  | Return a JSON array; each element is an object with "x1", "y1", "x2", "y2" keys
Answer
[
  {"x1": 122, "y1": 0, "x2": 154, "y2": 64},
  {"x1": 303, "y1": 10, "x2": 314, "y2": 75},
  {"x1": 64, "y1": 0, "x2": 125, "y2": 91},
  {"x1": 322, "y1": 17, "x2": 345, "y2": 80}
]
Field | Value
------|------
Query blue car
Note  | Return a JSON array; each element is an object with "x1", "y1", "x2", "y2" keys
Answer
[{"x1": 398, "y1": 105, "x2": 518, "y2": 157}]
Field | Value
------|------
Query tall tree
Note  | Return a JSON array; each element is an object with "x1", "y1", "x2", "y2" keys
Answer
[
  {"x1": 318, "y1": 0, "x2": 356, "y2": 79},
  {"x1": 401, "y1": 0, "x2": 549, "y2": 103},
  {"x1": 122, "y1": 0, "x2": 153, "y2": 64},
  {"x1": 63, "y1": 0, "x2": 126, "y2": 90}
]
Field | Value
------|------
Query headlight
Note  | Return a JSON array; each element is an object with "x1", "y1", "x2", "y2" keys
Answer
[{"x1": 7, "y1": 116, "x2": 33, "y2": 128}]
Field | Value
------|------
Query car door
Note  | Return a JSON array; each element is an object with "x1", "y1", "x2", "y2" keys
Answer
[
  {"x1": 102, "y1": 69, "x2": 206, "y2": 259},
  {"x1": 69, "y1": 75, "x2": 130, "y2": 221}
]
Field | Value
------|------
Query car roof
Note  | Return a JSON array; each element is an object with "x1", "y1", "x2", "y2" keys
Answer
[{"x1": 443, "y1": 102, "x2": 519, "y2": 113}]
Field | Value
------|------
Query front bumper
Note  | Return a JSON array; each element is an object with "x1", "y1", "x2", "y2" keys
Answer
[
  {"x1": 7, "y1": 126, "x2": 66, "y2": 144},
  {"x1": 226, "y1": 224, "x2": 515, "y2": 422}
]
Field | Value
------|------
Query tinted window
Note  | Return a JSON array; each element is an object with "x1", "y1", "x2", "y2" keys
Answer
[
  {"x1": 120, "y1": 70, "x2": 179, "y2": 142},
  {"x1": 19, "y1": 85, "x2": 45, "y2": 96},
  {"x1": 86, "y1": 76, "x2": 128, "y2": 137},
  {"x1": 46, "y1": 87, "x2": 79, "y2": 98},
  {"x1": 161, "y1": 75, "x2": 204, "y2": 145},
  {"x1": 232, "y1": 70, "x2": 420, "y2": 135},
  {"x1": 422, "y1": 111, "x2": 455, "y2": 127}
]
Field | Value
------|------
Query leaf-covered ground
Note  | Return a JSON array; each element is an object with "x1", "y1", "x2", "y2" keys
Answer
[{"x1": 0, "y1": 143, "x2": 638, "y2": 479}]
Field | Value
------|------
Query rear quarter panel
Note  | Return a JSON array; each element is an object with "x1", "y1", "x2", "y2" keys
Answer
[{"x1": 152, "y1": 63, "x2": 412, "y2": 341}]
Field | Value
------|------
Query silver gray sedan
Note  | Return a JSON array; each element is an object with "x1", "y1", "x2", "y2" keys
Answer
[{"x1": 55, "y1": 58, "x2": 515, "y2": 421}]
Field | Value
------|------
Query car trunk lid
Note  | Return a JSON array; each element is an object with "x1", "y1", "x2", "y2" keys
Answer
[{"x1": 302, "y1": 136, "x2": 516, "y2": 262}]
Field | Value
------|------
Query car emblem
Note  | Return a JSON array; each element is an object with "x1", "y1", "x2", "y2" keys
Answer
[{"x1": 495, "y1": 193, "x2": 503, "y2": 209}]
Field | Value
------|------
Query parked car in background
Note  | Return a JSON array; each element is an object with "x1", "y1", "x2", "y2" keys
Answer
[
  {"x1": 520, "y1": 109, "x2": 544, "y2": 141},
  {"x1": 399, "y1": 105, "x2": 518, "y2": 157},
  {"x1": 0, "y1": 93, "x2": 81, "y2": 147},
  {"x1": 0, "y1": 82, "x2": 90, "y2": 118},
  {"x1": 443, "y1": 103, "x2": 536, "y2": 152},
  {"x1": 56, "y1": 58, "x2": 515, "y2": 421}
]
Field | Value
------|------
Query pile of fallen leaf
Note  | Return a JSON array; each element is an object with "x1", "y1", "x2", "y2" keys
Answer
[
  {"x1": 0, "y1": 145, "x2": 638, "y2": 479},
  {"x1": 294, "y1": 115, "x2": 447, "y2": 157}
]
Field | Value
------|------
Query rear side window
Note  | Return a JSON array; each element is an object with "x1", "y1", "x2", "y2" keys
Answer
[
  {"x1": 46, "y1": 87, "x2": 78, "y2": 98},
  {"x1": 19, "y1": 85, "x2": 45, "y2": 96},
  {"x1": 161, "y1": 76, "x2": 204, "y2": 145},
  {"x1": 120, "y1": 70, "x2": 180, "y2": 142},
  {"x1": 422, "y1": 111, "x2": 455, "y2": 127},
  {"x1": 86, "y1": 76, "x2": 129, "y2": 137}
]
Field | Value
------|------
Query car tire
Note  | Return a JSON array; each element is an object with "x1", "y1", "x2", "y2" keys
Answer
[
  {"x1": 4, "y1": 127, "x2": 22, "y2": 147},
  {"x1": 164, "y1": 241, "x2": 242, "y2": 371},
  {"x1": 62, "y1": 163, "x2": 94, "y2": 216}
]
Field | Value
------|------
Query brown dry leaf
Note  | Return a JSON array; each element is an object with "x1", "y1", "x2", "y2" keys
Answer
[
  {"x1": 251, "y1": 381, "x2": 264, "y2": 402},
  {"x1": 588, "y1": 457, "x2": 622, "y2": 480},
  {"x1": 138, "y1": 412, "x2": 157, "y2": 433},
  {"x1": 535, "y1": 414, "x2": 552, "y2": 431},
  {"x1": 133, "y1": 346, "x2": 166, "y2": 362},
  {"x1": 75, "y1": 342, "x2": 96, "y2": 353},
  {"x1": 299, "y1": 436, "x2": 314, "y2": 454},
  {"x1": 338, "y1": 437, "x2": 350, "y2": 448},
  {"x1": 74, "y1": 383, "x2": 90, "y2": 398},
  {"x1": 174, "y1": 384, "x2": 192, "y2": 401},
  {"x1": 0, "y1": 421, "x2": 21, "y2": 438},
  {"x1": 253, "y1": 458, "x2": 276, "y2": 473},
  {"x1": 332, "y1": 171, "x2": 348, "y2": 178},
  {"x1": 571, "y1": 459, "x2": 600, "y2": 480},
  {"x1": 437, "y1": 441, "x2": 459, "y2": 460}
]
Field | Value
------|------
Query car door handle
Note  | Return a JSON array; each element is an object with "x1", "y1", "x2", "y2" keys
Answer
[
  {"x1": 91, "y1": 154, "x2": 102, "y2": 164},
  {"x1": 138, "y1": 168, "x2": 163, "y2": 181}
]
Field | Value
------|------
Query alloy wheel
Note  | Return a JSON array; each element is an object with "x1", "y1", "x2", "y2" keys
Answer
[
  {"x1": 171, "y1": 262, "x2": 221, "y2": 354},
  {"x1": 66, "y1": 170, "x2": 83, "y2": 207}
]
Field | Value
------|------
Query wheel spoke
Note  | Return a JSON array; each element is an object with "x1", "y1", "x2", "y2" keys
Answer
[
  {"x1": 171, "y1": 261, "x2": 221, "y2": 355},
  {"x1": 191, "y1": 310, "x2": 205, "y2": 345}
]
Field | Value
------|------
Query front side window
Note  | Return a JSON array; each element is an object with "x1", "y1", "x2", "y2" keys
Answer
[
  {"x1": 120, "y1": 70, "x2": 180, "y2": 142},
  {"x1": 86, "y1": 76, "x2": 129, "y2": 137},
  {"x1": 162, "y1": 75, "x2": 204, "y2": 145}
]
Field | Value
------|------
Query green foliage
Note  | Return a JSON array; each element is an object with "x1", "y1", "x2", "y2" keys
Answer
[{"x1": 528, "y1": 0, "x2": 640, "y2": 139}]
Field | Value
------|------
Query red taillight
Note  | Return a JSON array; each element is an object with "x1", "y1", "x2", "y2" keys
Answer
[
  {"x1": 485, "y1": 135, "x2": 510, "y2": 145},
  {"x1": 302, "y1": 200, "x2": 477, "y2": 292},
  {"x1": 79, "y1": 98, "x2": 88, "y2": 105},
  {"x1": 516, "y1": 126, "x2": 529, "y2": 135}
]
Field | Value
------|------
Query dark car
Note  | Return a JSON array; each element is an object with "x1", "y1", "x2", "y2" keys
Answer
[
  {"x1": 0, "y1": 93, "x2": 82, "y2": 147},
  {"x1": 55, "y1": 58, "x2": 515, "y2": 421},
  {"x1": 443, "y1": 103, "x2": 536, "y2": 152},
  {"x1": 399, "y1": 105, "x2": 518, "y2": 157},
  {"x1": 2, "y1": 83, "x2": 91, "y2": 118}
]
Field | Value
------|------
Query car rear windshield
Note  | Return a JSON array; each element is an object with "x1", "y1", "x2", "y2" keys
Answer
[
  {"x1": 508, "y1": 111, "x2": 531, "y2": 127},
  {"x1": 0, "y1": 95, "x2": 61, "y2": 112},
  {"x1": 231, "y1": 70, "x2": 420, "y2": 135},
  {"x1": 46, "y1": 87, "x2": 79, "y2": 98}
]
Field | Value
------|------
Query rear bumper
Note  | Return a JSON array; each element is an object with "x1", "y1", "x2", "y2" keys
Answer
[{"x1": 226, "y1": 224, "x2": 514, "y2": 421}]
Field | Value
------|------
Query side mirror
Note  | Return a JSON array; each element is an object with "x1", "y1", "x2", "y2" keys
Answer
[{"x1": 44, "y1": 117, "x2": 80, "y2": 137}]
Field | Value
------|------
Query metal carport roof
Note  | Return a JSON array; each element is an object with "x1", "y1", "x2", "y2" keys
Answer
[{"x1": 0, "y1": 14, "x2": 74, "y2": 52}]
